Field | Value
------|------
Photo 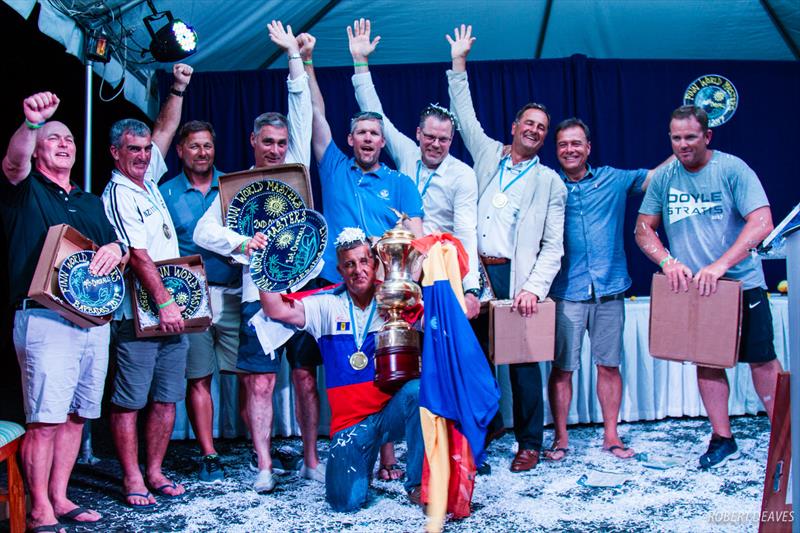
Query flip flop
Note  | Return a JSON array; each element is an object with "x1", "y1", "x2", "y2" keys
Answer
[
  {"x1": 26, "y1": 524, "x2": 67, "y2": 533},
  {"x1": 378, "y1": 463, "x2": 405, "y2": 481},
  {"x1": 151, "y1": 480, "x2": 185, "y2": 498},
  {"x1": 57, "y1": 506, "x2": 102, "y2": 524},
  {"x1": 543, "y1": 443, "x2": 569, "y2": 461},
  {"x1": 123, "y1": 491, "x2": 157, "y2": 512},
  {"x1": 603, "y1": 445, "x2": 635, "y2": 459}
]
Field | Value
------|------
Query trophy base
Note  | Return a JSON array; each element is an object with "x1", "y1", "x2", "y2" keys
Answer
[{"x1": 374, "y1": 328, "x2": 421, "y2": 392}]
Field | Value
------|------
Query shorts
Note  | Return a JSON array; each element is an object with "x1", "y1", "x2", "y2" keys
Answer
[
  {"x1": 236, "y1": 300, "x2": 322, "y2": 373},
  {"x1": 111, "y1": 319, "x2": 189, "y2": 409},
  {"x1": 186, "y1": 286, "x2": 241, "y2": 379},
  {"x1": 13, "y1": 309, "x2": 110, "y2": 424},
  {"x1": 737, "y1": 288, "x2": 777, "y2": 364},
  {"x1": 554, "y1": 294, "x2": 625, "y2": 371}
]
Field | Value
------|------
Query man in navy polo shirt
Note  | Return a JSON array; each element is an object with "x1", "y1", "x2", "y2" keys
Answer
[
  {"x1": 545, "y1": 118, "x2": 670, "y2": 462},
  {"x1": 161, "y1": 120, "x2": 241, "y2": 483},
  {"x1": 1, "y1": 92, "x2": 127, "y2": 531}
]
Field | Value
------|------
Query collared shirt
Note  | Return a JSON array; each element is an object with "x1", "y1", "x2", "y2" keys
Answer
[
  {"x1": 477, "y1": 156, "x2": 538, "y2": 260},
  {"x1": 550, "y1": 165, "x2": 647, "y2": 301},
  {"x1": 317, "y1": 141, "x2": 424, "y2": 282},
  {"x1": 351, "y1": 72, "x2": 480, "y2": 291},
  {"x1": 301, "y1": 286, "x2": 390, "y2": 435},
  {"x1": 160, "y1": 167, "x2": 240, "y2": 287},
  {"x1": 0, "y1": 170, "x2": 118, "y2": 306},
  {"x1": 192, "y1": 72, "x2": 313, "y2": 303},
  {"x1": 102, "y1": 144, "x2": 176, "y2": 317}
]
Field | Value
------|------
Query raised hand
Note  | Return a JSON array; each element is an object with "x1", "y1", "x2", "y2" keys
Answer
[
  {"x1": 297, "y1": 32, "x2": 316, "y2": 62},
  {"x1": 446, "y1": 24, "x2": 476, "y2": 71},
  {"x1": 268, "y1": 20, "x2": 300, "y2": 55},
  {"x1": 347, "y1": 18, "x2": 381, "y2": 61},
  {"x1": 172, "y1": 63, "x2": 193, "y2": 91},
  {"x1": 23, "y1": 92, "x2": 60, "y2": 124}
]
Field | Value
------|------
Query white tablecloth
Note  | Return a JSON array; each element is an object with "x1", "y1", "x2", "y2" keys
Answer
[{"x1": 171, "y1": 295, "x2": 791, "y2": 439}]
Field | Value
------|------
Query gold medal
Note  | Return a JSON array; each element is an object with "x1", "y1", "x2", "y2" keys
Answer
[
  {"x1": 492, "y1": 192, "x2": 508, "y2": 208},
  {"x1": 163, "y1": 223, "x2": 172, "y2": 239},
  {"x1": 349, "y1": 351, "x2": 368, "y2": 370}
]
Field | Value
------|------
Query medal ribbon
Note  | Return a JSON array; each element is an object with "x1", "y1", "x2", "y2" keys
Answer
[
  {"x1": 119, "y1": 171, "x2": 171, "y2": 234},
  {"x1": 415, "y1": 161, "x2": 436, "y2": 199},
  {"x1": 498, "y1": 155, "x2": 539, "y2": 193},
  {"x1": 348, "y1": 294, "x2": 377, "y2": 354}
]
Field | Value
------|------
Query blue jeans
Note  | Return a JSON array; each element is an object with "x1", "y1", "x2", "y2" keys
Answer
[{"x1": 326, "y1": 380, "x2": 423, "y2": 512}]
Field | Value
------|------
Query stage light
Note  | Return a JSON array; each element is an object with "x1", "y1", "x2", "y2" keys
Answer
[{"x1": 143, "y1": 0, "x2": 197, "y2": 62}]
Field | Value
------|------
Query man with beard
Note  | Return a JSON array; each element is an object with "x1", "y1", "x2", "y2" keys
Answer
[{"x1": 446, "y1": 25, "x2": 566, "y2": 472}]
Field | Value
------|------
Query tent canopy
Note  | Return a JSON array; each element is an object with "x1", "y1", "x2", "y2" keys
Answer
[{"x1": 6, "y1": 0, "x2": 799, "y2": 113}]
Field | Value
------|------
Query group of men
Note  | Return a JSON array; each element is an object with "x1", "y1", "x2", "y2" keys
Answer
[{"x1": 1, "y1": 19, "x2": 782, "y2": 532}]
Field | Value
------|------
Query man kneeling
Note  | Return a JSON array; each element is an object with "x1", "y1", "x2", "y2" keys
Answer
[{"x1": 260, "y1": 227, "x2": 423, "y2": 511}]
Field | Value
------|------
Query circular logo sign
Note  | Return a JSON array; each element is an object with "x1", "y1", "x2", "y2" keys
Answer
[
  {"x1": 58, "y1": 250, "x2": 125, "y2": 316},
  {"x1": 683, "y1": 74, "x2": 738, "y2": 127},
  {"x1": 225, "y1": 180, "x2": 305, "y2": 237},
  {"x1": 250, "y1": 209, "x2": 328, "y2": 293},
  {"x1": 137, "y1": 264, "x2": 206, "y2": 319}
]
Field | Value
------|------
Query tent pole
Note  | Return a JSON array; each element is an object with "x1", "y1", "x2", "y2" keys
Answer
[{"x1": 83, "y1": 61, "x2": 93, "y2": 193}]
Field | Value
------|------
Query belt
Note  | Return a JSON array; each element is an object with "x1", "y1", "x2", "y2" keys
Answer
[
  {"x1": 576, "y1": 292, "x2": 624, "y2": 304},
  {"x1": 15, "y1": 298, "x2": 47, "y2": 310},
  {"x1": 480, "y1": 255, "x2": 510, "y2": 266}
]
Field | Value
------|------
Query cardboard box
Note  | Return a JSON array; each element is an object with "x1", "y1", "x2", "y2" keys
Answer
[
  {"x1": 489, "y1": 298, "x2": 555, "y2": 364},
  {"x1": 28, "y1": 224, "x2": 115, "y2": 328},
  {"x1": 130, "y1": 255, "x2": 212, "y2": 338},
  {"x1": 648, "y1": 272, "x2": 742, "y2": 368},
  {"x1": 219, "y1": 163, "x2": 314, "y2": 225}
]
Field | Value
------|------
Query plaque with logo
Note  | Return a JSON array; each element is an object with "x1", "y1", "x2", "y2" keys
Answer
[
  {"x1": 225, "y1": 179, "x2": 305, "y2": 237},
  {"x1": 250, "y1": 209, "x2": 328, "y2": 293},
  {"x1": 130, "y1": 255, "x2": 212, "y2": 337},
  {"x1": 58, "y1": 250, "x2": 125, "y2": 316},
  {"x1": 683, "y1": 74, "x2": 738, "y2": 127}
]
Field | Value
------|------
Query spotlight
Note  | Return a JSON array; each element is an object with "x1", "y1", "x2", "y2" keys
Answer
[
  {"x1": 86, "y1": 27, "x2": 112, "y2": 63},
  {"x1": 143, "y1": 0, "x2": 197, "y2": 62}
]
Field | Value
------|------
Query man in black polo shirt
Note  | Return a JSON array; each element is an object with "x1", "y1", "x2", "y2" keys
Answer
[{"x1": 1, "y1": 91, "x2": 127, "y2": 532}]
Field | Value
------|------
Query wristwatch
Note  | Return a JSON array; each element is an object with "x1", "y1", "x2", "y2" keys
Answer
[
  {"x1": 116, "y1": 241, "x2": 129, "y2": 257},
  {"x1": 464, "y1": 288, "x2": 481, "y2": 298}
]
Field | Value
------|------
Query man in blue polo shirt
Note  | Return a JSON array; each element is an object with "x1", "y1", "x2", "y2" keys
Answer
[
  {"x1": 545, "y1": 118, "x2": 670, "y2": 462},
  {"x1": 301, "y1": 37, "x2": 423, "y2": 284},
  {"x1": 160, "y1": 120, "x2": 241, "y2": 483}
]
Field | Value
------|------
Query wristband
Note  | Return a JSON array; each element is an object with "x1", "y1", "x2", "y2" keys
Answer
[
  {"x1": 158, "y1": 297, "x2": 175, "y2": 309},
  {"x1": 303, "y1": 60, "x2": 313, "y2": 65},
  {"x1": 464, "y1": 288, "x2": 480, "y2": 298},
  {"x1": 241, "y1": 239, "x2": 249, "y2": 255},
  {"x1": 170, "y1": 87, "x2": 185, "y2": 97},
  {"x1": 353, "y1": 62, "x2": 368, "y2": 67},
  {"x1": 25, "y1": 119, "x2": 45, "y2": 130},
  {"x1": 288, "y1": 53, "x2": 301, "y2": 61},
  {"x1": 658, "y1": 255, "x2": 674, "y2": 268}
]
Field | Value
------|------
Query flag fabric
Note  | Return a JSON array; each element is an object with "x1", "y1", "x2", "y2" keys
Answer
[{"x1": 416, "y1": 236, "x2": 500, "y2": 531}]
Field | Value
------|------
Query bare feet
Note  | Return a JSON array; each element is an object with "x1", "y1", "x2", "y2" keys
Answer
[
  {"x1": 543, "y1": 440, "x2": 569, "y2": 461},
  {"x1": 52, "y1": 497, "x2": 102, "y2": 522},
  {"x1": 124, "y1": 478, "x2": 156, "y2": 507},
  {"x1": 28, "y1": 504, "x2": 64, "y2": 532}
]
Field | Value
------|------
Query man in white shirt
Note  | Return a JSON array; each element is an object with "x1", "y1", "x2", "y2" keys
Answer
[
  {"x1": 347, "y1": 19, "x2": 481, "y2": 319},
  {"x1": 102, "y1": 64, "x2": 193, "y2": 508},
  {"x1": 192, "y1": 22, "x2": 324, "y2": 492},
  {"x1": 446, "y1": 25, "x2": 566, "y2": 473}
]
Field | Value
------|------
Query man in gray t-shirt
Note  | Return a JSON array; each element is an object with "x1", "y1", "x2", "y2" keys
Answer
[{"x1": 636, "y1": 105, "x2": 782, "y2": 470}]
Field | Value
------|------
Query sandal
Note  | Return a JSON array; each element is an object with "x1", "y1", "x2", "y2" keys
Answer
[
  {"x1": 543, "y1": 441, "x2": 569, "y2": 461},
  {"x1": 378, "y1": 463, "x2": 405, "y2": 481}
]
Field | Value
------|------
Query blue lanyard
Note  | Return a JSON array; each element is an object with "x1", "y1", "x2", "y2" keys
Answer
[
  {"x1": 415, "y1": 161, "x2": 436, "y2": 199},
  {"x1": 348, "y1": 293, "x2": 377, "y2": 352},
  {"x1": 498, "y1": 155, "x2": 538, "y2": 193}
]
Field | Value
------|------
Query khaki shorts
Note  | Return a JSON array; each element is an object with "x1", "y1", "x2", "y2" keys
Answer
[{"x1": 186, "y1": 286, "x2": 241, "y2": 379}]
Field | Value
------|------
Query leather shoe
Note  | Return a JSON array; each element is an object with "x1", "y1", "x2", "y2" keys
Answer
[{"x1": 510, "y1": 449, "x2": 540, "y2": 472}]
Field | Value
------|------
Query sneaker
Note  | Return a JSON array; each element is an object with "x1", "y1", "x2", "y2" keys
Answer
[
  {"x1": 249, "y1": 449, "x2": 287, "y2": 475},
  {"x1": 699, "y1": 435, "x2": 740, "y2": 469},
  {"x1": 254, "y1": 469, "x2": 276, "y2": 493},
  {"x1": 199, "y1": 454, "x2": 225, "y2": 483},
  {"x1": 477, "y1": 461, "x2": 492, "y2": 476},
  {"x1": 298, "y1": 459, "x2": 326, "y2": 483}
]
